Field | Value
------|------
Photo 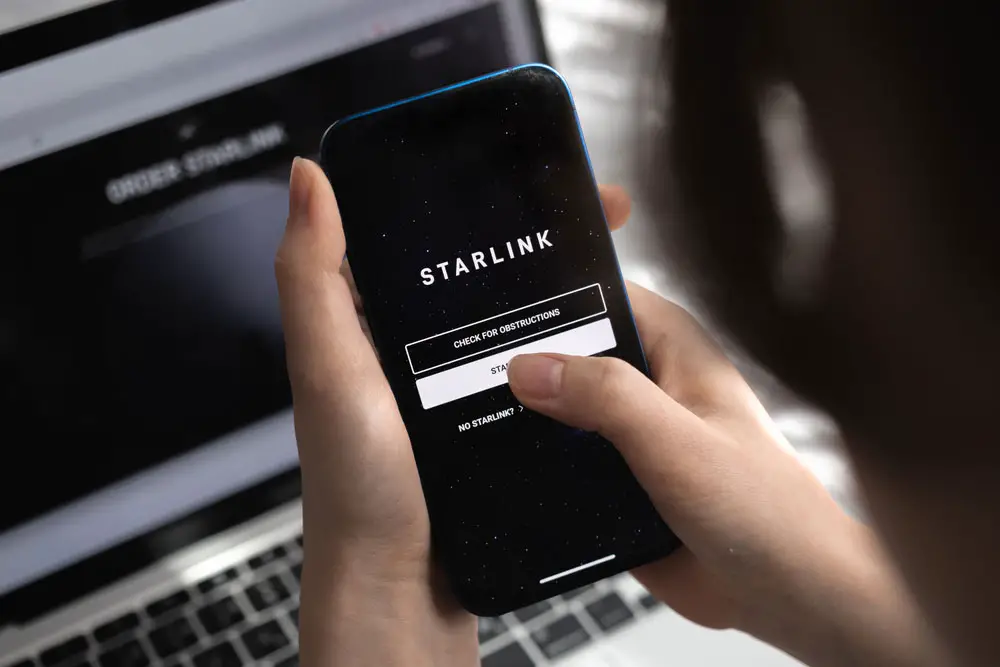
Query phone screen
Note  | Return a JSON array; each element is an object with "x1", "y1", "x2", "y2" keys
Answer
[{"x1": 321, "y1": 66, "x2": 678, "y2": 614}]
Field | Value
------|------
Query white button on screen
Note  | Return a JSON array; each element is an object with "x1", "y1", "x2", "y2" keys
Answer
[
  {"x1": 405, "y1": 283, "x2": 607, "y2": 376},
  {"x1": 414, "y1": 318, "x2": 617, "y2": 410}
]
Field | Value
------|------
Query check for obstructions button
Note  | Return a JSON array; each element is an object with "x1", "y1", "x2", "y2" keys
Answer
[
  {"x1": 405, "y1": 284, "x2": 607, "y2": 375},
  {"x1": 414, "y1": 318, "x2": 617, "y2": 410}
]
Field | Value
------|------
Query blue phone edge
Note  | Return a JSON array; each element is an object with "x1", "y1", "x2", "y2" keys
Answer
[{"x1": 318, "y1": 62, "x2": 651, "y2": 379}]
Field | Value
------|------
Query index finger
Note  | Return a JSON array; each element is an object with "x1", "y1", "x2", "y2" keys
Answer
[
  {"x1": 599, "y1": 184, "x2": 632, "y2": 231},
  {"x1": 626, "y1": 282, "x2": 757, "y2": 417}
]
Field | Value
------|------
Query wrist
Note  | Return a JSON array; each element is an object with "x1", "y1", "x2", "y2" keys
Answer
[
  {"x1": 739, "y1": 517, "x2": 950, "y2": 667},
  {"x1": 298, "y1": 542, "x2": 477, "y2": 667}
]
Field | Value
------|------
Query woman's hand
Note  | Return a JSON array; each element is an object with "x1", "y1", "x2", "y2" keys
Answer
[
  {"x1": 507, "y1": 289, "x2": 952, "y2": 667},
  {"x1": 275, "y1": 157, "x2": 947, "y2": 667},
  {"x1": 277, "y1": 158, "x2": 467, "y2": 667},
  {"x1": 274, "y1": 157, "x2": 633, "y2": 667}
]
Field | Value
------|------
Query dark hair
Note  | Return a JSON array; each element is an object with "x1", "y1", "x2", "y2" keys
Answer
[{"x1": 652, "y1": 0, "x2": 1000, "y2": 439}]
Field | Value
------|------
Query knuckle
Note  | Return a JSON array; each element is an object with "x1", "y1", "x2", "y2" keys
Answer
[
  {"x1": 352, "y1": 391, "x2": 405, "y2": 442},
  {"x1": 596, "y1": 357, "x2": 636, "y2": 395},
  {"x1": 293, "y1": 369, "x2": 397, "y2": 438},
  {"x1": 581, "y1": 357, "x2": 637, "y2": 429},
  {"x1": 273, "y1": 243, "x2": 299, "y2": 289},
  {"x1": 275, "y1": 238, "x2": 335, "y2": 296}
]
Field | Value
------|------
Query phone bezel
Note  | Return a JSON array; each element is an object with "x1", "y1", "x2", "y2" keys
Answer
[{"x1": 319, "y1": 65, "x2": 675, "y2": 615}]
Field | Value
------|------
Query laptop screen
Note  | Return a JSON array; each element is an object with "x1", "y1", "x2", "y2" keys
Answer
[{"x1": 0, "y1": 0, "x2": 545, "y2": 600}]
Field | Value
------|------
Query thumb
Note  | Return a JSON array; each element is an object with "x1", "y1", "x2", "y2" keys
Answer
[
  {"x1": 507, "y1": 353, "x2": 721, "y2": 511},
  {"x1": 276, "y1": 158, "x2": 405, "y2": 454}
]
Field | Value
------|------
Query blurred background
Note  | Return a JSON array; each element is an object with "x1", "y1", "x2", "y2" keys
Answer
[
  {"x1": 0, "y1": 1, "x2": 853, "y2": 666},
  {"x1": 538, "y1": 0, "x2": 858, "y2": 517}
]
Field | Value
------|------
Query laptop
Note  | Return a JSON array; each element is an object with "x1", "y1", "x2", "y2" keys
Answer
[{"x1": 0, "y1": 1, "x2": 804, "y2": 665}]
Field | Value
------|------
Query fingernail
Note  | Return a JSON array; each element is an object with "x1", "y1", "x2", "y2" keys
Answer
[
  {"x1": 288, "y1": 157, "x2": 309, "y2": 224},
  {"x1": 508, "y1": 355, "x2": 565, "y2": 399}
]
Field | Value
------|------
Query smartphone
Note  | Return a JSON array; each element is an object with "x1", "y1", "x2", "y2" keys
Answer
[{"x1": 320, "y1": 64, "x2": 679, "y2": 615}]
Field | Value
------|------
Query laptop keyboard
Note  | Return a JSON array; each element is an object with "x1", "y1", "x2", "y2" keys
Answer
[
  {"x1": 480, "y1": 586, "x2": 661, "y2": 666},
  {"x1": 6, "y1": 535, "x2": 662, "y2": 667}
]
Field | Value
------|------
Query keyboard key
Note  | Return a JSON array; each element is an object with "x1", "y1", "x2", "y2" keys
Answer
[
  {"x1": 98, "y1": 639, "x2": 150, "y2": 667},
  {"x1": 94, "y1": 613, "x2": 141, "y2": 644},
  {"x1": 248, "y1": 546, "x2": 287, "y2": 570},
  {"x1": 478, "y1": 617, "x2": 508, "y2": 644},
  {"x1": 481, "y1": 642, "x2": 534, "y2": 667},
  {"x1": 197, "y1": 596, "x2": 245, "y2": 635},
  {"x1": 585, "y1": 592, "x2": 635, "y2": 632},
  {"x1": 146, "y1": 591, "x2": 191, "y2": 619},
  {"x1": 639, "y1": 593, "x2": 660, "y2": 610},
  {"x1": 276, "y1": 657, "x2": 299, "y2": 667},
  {"x1": 197, "y1": 568, "x2": 239, "y2": 594},
  {"x1": 192, "y1": 642, "x2": 242, "y2": 667},
  {"x1": 287, "y1": 605, "x2": 299, "y2": 629},
  {"x1": 149, "y1": 616, "x2": 199, "y2": 658},
  {"x1": 40, "y1": 635, "x2": 89, "y2": 666},
  {"x1": 245, "y1": 575, "x2": 291, "y2": 611},
  {"x1": 512, "y1": 600, "x2": 551, "y2": 624},
  {"x1": 531, "y1": 615, "x2": 591, "y2": 660},
  {"x1": 241, "y1": 620, "x2": 290, "y2": 659},
  {"x1": 561, "y1": 585, "x2": 593, "y2": 601}
]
